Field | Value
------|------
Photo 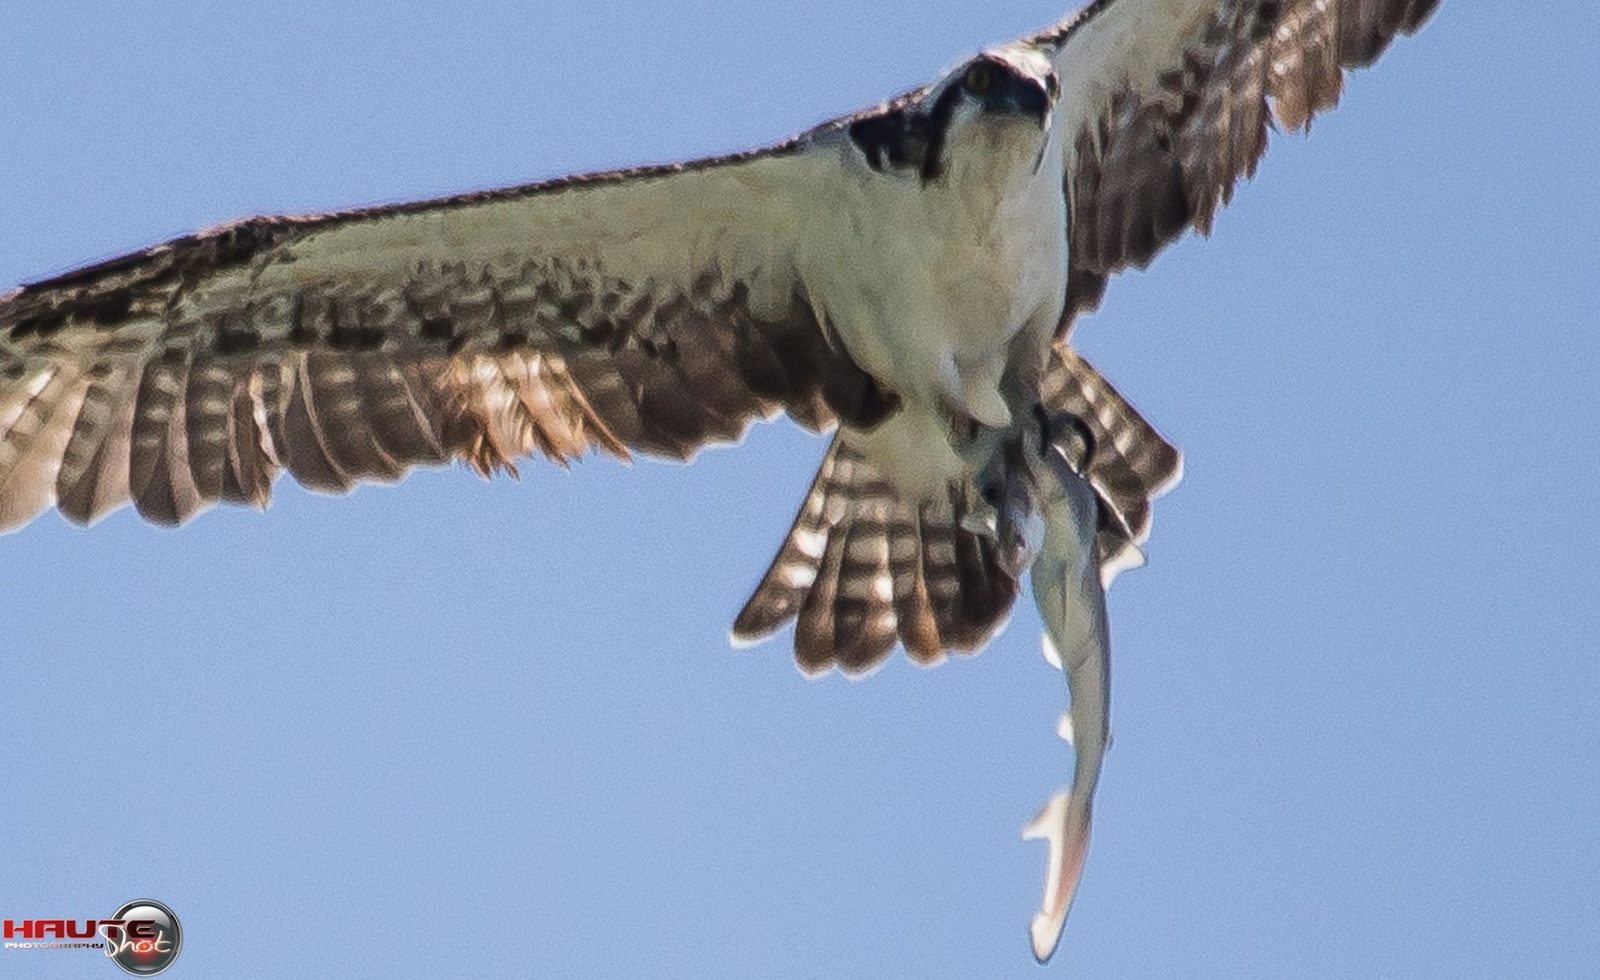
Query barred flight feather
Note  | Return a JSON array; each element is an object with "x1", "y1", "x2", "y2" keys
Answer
[
  {"x1": 0, "y1": 167, "x2": 896, "y2": 532},
  {"x1": 1041, "y1": 344, "x2": 1182, "y2": 575},
  {"x1": 734, "y1": 439, "x2": 1020, "y2": 677},
  {"x1": 733, "y1": 348, "x2": 1179, "y2": 671},
  {"x1": 1047, "y1": 0, "x2": 1441, "y2": 329}
]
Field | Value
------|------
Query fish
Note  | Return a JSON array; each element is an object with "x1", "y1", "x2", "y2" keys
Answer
[{"x1": 1019, "y1": 410, "x2": 1112, "y2": 964}]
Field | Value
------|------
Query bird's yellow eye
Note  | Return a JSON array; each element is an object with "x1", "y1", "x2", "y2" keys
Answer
[{"x1": 965, "y1": 64, "x2": 994, "y2": 94}]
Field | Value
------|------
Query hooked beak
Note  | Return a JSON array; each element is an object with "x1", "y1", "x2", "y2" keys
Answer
[
  {"x1": 998, "y1": 74, "x2": 1057, "y2": 174},
  {"x1": 998, "y1": 77, "x2": 1055, "y2": 132}
]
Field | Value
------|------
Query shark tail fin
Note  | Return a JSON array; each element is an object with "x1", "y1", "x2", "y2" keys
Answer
[{"x1": 1022, "y1": 788, "x2": 1094, "y2": 963}]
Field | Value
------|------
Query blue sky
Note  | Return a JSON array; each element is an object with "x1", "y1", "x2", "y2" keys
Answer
[{"x1": 2, "y1": 2, "x2": 1596, "y2": 977}]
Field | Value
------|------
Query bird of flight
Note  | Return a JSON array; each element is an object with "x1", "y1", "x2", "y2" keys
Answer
[{"x1": 0, "y1": 0, "x2": 1440, "y2": 962}]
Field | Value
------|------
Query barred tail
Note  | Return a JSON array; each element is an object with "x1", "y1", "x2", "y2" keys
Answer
[
  {"x1": 731, "y1": 345, "x2": 1180, "y2": 675},
  {"x1": 730, "y1": 437, "x2": 1018, "y2": 677}
]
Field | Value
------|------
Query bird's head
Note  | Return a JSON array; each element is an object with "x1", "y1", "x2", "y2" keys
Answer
[
  {"x1": 953, "y1": 47, "x2": 1056, "y2": 127},
  {"x1": 847, "y1": 44, "x2": 1058, "y2": 183},
  {"x1": 946, "y1": 46, "x2": 1060, "y2": 132},
  {"x1": 906, "y1": 45, "x2": 1057, "y2": 183}
]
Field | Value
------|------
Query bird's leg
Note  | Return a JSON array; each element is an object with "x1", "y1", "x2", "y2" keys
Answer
[
  {"x1": 962, "y1": 452, "x2": 1006, "y2": 540},
  {"x1": 967, "y1": 405, "x2": 1096, "y2": 572},
  {"x1": 958, "y1": 422, "x2": 1047, "y2": 582},
  {"x1": 940, "y1": 363, "x2": 1062, "y2": 551},
  {"x1": 945, "y1": 407, "x2": 1008, "y2": 540}
]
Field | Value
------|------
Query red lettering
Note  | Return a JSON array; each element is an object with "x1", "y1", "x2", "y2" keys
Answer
[
  {"x1": 66, "y1": 919, "x2": 98, "y2": 939},
  {"x1": 0, "y1": 917, "x2": 152, "y2": 942},
  {"x1": 126, "y1": 920, "x2": 156, "y2": 940}
]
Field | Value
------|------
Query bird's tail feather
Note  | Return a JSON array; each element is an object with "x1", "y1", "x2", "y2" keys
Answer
[
  {"x1": 730, "y1": 347, "x2": 1178, "y2": 675},
  {"x1": 730, "y1": 437, "x2": 1018, "y2": 676}
]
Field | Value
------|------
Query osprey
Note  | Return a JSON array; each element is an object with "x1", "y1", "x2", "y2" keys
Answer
[{"x1": 0, "y1": 0, "x2": 1439, "y2": 961}]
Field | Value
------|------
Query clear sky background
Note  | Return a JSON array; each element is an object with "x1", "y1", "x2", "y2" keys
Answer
[{"x1": 2, "y1": 3, "x2": 1596, "y2": 977}]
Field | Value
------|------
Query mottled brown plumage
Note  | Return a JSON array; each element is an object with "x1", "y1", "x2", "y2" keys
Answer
[
  {"x1": 732, "y1": 346, "x2": 1179, "y2": 674},
  {"x1": 0, "y1": 245, "x2": 893, "y2": 531},
  {"x1": 0, "y1": 0, "x2": 1439, "y2": 680},
  {"x1": 1056, "y1": 0, "x2": 1441, "y2": 329},
  {"x1": 733, "y1": 439, "x2": 1019, "y2": 676}
]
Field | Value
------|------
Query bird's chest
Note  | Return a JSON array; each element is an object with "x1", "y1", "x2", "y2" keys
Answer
[
  {"x1": 817, "y1": 156, "x2": 1067, "y2": 399},
  {"x1": 924, "y1": 180, "x2": 1065, "y2": 344}
]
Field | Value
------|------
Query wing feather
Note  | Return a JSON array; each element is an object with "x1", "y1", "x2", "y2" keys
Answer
[
  {"x1": 129, "y1": 352, "x2": 206, "y2": 525},
  {"x1": 1039, "y1": 0, "x2": 1441, "y2": 330},
  {"x1": 0, "y1": 365, "x2": 88, "y2": 528},
  {"x1": 218, "y1": 366, "x2": 274, "y2": 508},
  {"x1": 0, "y1": 142, "x2": 894, "y2": 533},
  {"x1": 1040, "y1": 344, "x2": 1183, "y2": 579},
  {"x1": 185, "y1": 359, "x2": 239, "y2": 502},
  {"x1": 58, "y1": 365, "x2": 140, "y2": 524},
  {"x1": 278, "y1": 355, "x2": 355, "y2": 494}
]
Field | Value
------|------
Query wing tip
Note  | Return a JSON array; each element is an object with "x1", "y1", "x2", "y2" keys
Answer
[{"x1": 726, "y1": 624, "x2": 771, "y2": 651}]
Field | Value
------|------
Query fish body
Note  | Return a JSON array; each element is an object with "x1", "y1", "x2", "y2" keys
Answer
[{"x1": 1018, "y1": 413, "x2": 1112, "y2": 963}]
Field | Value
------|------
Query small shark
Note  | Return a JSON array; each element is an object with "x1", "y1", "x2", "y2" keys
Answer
[{"x1": 1004, "y1": 409, "x2": 1114, "y2": 964}]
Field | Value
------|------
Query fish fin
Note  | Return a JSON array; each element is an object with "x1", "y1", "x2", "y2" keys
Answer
[
  {"x1": 1041, "y1": 631, "x2": 1063, "y2": 670},
  {"x1": 1056, "y1": 711, "x2": 1075, "y2": 745},
  {"x1": 1022, "y1": 790, "x2": 1093, "y2": 964}
]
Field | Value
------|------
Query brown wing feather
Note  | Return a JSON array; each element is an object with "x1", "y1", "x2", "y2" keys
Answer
[
  {"x1": 0, "y1": 208, "x2": 894, "y2": 533},
  {"x1": 733, "y1": 342, "x2": 1178, "y2": 677},
  {"x1": 1040, "y1": 343, "x2": 1182, "y2": 572},
  {"x1": 1052, "y1": 0, "x2": 1442, "y2": 330}
]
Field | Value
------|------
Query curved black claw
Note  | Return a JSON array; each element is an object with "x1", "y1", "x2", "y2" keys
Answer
[{"x1": 1035, "y1": 405, "x2": 1097, "y2": 472}]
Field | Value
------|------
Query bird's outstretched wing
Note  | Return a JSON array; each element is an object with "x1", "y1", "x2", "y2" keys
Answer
[
  {"x1": 0, "y1": 140, "x2": 897, "y2": 532},
  {"x1": 0, "y1": 0, "x2": 1443, "y2": 536},
  {"x1": 1033, "y1": 0, "x2": 1441, "y2": 330}
]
